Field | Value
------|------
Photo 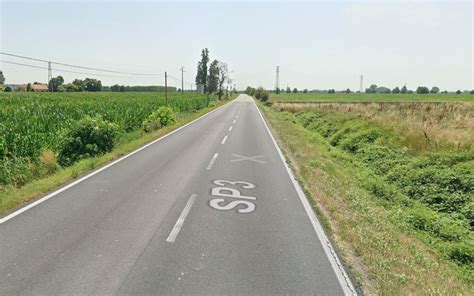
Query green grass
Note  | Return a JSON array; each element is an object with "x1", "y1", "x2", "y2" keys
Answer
[
  {"x1": 259, "y1": 101, "x2": 473, "y2": 294},
  {"x1": 271, "y1": 92, "x2": 474, "y2": 102},
  {"x1": 0, "y1": 98, "x2": 233, "y2": 216}
]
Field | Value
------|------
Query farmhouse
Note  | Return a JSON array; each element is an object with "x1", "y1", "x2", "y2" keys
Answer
[{"x1": 31, "y1": 84, "x2": 48, "y2": 92}]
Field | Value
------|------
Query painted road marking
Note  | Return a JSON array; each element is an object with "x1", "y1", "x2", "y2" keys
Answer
[
  {"x1": 0, "y1": 100, "x2": 236, "y2": 225},
  {"x1": 228, "y1": 126, "x2": 233, "y2": 132},
  {"x1": 209, "y1": 180, "x2": 256, "y2": 214},
  {"x1": 231, "y1": 154, "x2": 266, "y2": 164},
  {"x1": 221, "y1": 136, "x2": 228, "y2": 145},
  {"x1": 166, "y1": 194, "x2": 196, "y2": 243},
  {"x1": 206, "y1": 153, "x2": 219, "y2": 170},
  {"x1": 233, "y1": 119, "x2": 236, "y2": 124}
]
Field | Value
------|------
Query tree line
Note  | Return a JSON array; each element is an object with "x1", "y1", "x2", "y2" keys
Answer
[
  {"x1": 195, "y1": 48, "x2": 229, "y2": 100},
  {"x1": 274, "y1": 85, "x2": 473, "y2": 95}
]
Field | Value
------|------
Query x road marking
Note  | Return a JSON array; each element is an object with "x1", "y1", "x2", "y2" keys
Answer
[{"x1": 231, "y1": 154, "x2": 266, "y2": 164}]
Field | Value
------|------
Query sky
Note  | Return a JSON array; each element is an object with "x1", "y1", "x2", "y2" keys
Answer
[{"x1": 1, "y1": 0, "x2": 472, "y2": 91}]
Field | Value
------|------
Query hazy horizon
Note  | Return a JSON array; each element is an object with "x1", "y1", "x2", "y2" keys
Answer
[{"x1": 1, "y1": 1, "x2": 472, "y2": 91}]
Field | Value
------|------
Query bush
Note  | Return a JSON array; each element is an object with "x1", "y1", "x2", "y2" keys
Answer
[
  {"x1": 142, "y1": 106, "x2": 177, "y2": 133},
  {"x1": 254, "y1": 87, "x2": 269, "y2": 102},
  {"x1": 58, "y1": 116, "x2": 120, "y2": 166}
]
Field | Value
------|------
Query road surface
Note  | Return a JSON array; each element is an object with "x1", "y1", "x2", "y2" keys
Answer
[{"x1": 0, "y1": 95, "x2": 355, "y2": 295}]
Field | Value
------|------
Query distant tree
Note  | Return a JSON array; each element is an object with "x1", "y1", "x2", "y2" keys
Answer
[
  {"x1": 470, "y1": 90, "x2": 474, "y2": 94},
  {"x1": 456, "y1": 90, "x2": 462, "y2": 94},
  {"x1": 276, "y1": 87, "x2": 280, "y2": 94},
  {"x1": 217, "y1": 62, "x2": 228, "y2": 100},
  {"x1": 57, "y1": 85, "x2": 65, "y2": 92},
  {"x1": 401, "y1": 85, "x2": 408, "y2": 94},
  {"x1": 195, "y1": 48, "x2": 210, "y2": 93},
  {"x1": 407, "y1": 90, "x2": 414, "y2": 94},
  {"x1": 4, "y1": 85, "x2": 12, "y2": 92},
  {"x1": 208, "y1": 59, "x2": 219, "y2": 94},
  {"x1": 292, "y1": 88, "x2": 298, "y2": 93},
  {"x1": 328, "y1": 89, "x2": 336, "y2": 94},
  {"x1": 26, "y1": 83, "x2": 32, "y2": 92},
  {"x1": 72, "y1": 79, "x2": 84, "y2": 91},
  {"x1": 377, "y1": 86, "x2": 391, "y2": 94},
  {"x1": 392, "y1": 86, "x2": 400, "y2": 94},
  {"x1": 416, "y1": 86, "x2": 429, "y2": 94},
  {"x1": 366, "y1": 84, "x2": 377, "y2": 93},
  {"x1": 83, "y1": 78, "x2": 102, "y2": 92},
  {"x1": 65, "y1": 83, "x2": 80, "y2": 92},
  {"x1": 345, "y1": 88, "x2": 351, "y2": 93},
  {"x1": 303, "y1": 88, "x2": 308, "y2": 93},
  {"x1": 430, "y1": 86, "x2": 440, "y2": 94},
  {"x1": 286, "y1": 87, "x2": 291, "y2": 93},
  {"x1": 48, "y1": 75, "x2": 64, "y2": 92},
  {"x1": 110, "y1": 84, "x2": 121, "y2": 92}
]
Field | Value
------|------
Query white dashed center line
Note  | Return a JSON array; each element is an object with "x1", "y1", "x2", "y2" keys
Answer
[
  {"x1": 221, "y1": 135, "x2": 228, "y2": 145},
  {"x1": 206, "y1": 153, "x2": 219, "y2": 170},
  {"x1": 228, "y1": 126, "x2": 233, "y2": 132},
  {"x1": 166, "y1": 194, "x2": 197, "y2": 243}
]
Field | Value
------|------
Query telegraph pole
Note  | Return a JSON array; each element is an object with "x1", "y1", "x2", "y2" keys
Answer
[
  {"x1": 275, "y1": 66, "x2": 280, "y2": 94},
  {"x1": 359, "y1": 74, "x2": 363, "y2": 93},
  {"x1": 48, "y1": 61, "x2": 52, "y2": 92},
  {"x1": 165, "y1": 71, "x2": 168, "y2": 105},
  {"x1": 180, "y1": 66, "x2": 185, "y2": 94}
]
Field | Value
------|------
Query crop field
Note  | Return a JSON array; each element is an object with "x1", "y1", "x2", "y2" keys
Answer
[
  {"x1": 270, "y1": 92, "x2": 474, "y2": 102},
  {"x1": 0, "y1": 92, "x2": 210, "y2": 188},
  {"x1": 262, "y1": 101, "x2": 473, "y2": 292}
]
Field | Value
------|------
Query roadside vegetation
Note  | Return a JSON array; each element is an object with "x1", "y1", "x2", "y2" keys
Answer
[
  {"x1": 0, "y1": 92, "x2": 234, "y2": 214},
  {"x1": 270, "y1": 92, "x2": 474, "y2": 103},
  {"x1": 260, "y1": 98, "x2": 473, "y2": 293}
]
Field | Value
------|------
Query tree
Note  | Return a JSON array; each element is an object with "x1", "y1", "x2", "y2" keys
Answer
[
  {"x1": 366, "y1": 84, "x2": 377, "y2": 93},
  {"x1": 345, "y1": 88, "x2": 351, "y2": 93},
  {"x1": 48, "y1": 75, "x2": 64, "y2": 92},
  {"x1": 401, "y1": 85, "x2": 408, "y2": 94},
  {"x1": 430, "y1": 86, "x2": 440, "y2": 94},
  {"x1": 456, "y1": 90, "x2": 461, "y2": 94},
  {"x1": 470, "y1": 90, "x2": 474, "y2": 94},
  {"x1": 303, "y1": 89, "x2": 308, "y2": 93},
  {"x1": 72, "y1": 79, "x2": 84, "y2": 91},
  {"x1": 286, "y1": 87, "x2": 291, "y2": 93},
  {"x1": 83, "y1": 78, "x2": 102, "y2": 92},
  {"x1": 110, "y1": 84, "x2": 121, "y2": 92},
  {"x1": 65, "y1": 83, "x2": 80, "y2": 92},
  {"x1": 217, "y1": 62, "x2": 228, "y2": 100},
  {"x1": 416, "y1": 86, "x2": 429, "y2": 94},
  {"x1": 392, "y1": 86, "x2": 400, "y2": 94},
  {"x1": 276, "y1": 87, "x2": 280, "y2": 94},
  {"x1": 292, "y1": 88, "x2": 298, "y2": 93},
  {"x1": 208, "y1": 59, "x2": 219, "y2": 94},
  {"x1": 328, "y1": 89, "x2": 335, "y2": 94},
  {"x1": 195, "y1": 48, "x2": 210, "y2": 93},
  {"x1": 26, "y1": 83, "x2": 32, "y2": 92},
  {"x1": 377, "y1": 86, "x2": 391, "y2": 94},
  {"x1": 4, "y1": 85, "x2": 12, "y2": 92}
]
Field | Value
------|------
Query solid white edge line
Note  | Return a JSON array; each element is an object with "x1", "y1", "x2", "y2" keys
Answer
[
  {"x1": 166, "y1": 194, "x2": 197, "y2": 243},
  {"x1": 0, "y1": 100, "x2": 236, "y2": 224},
  {"x1": 221, "y1": 135, "x2": 228, "y2": 145},
  {"x1": 252, "y1": 98, "x2": 357, "y2": 296},
  {"x1": 206, "y1": 153, "x2": 219, "y2": 170},
  {"x1": 228, "y1": 126, "x2": 233, "y2": 132}
]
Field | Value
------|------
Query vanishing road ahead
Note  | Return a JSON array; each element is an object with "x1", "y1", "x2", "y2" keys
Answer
[{"x1": 0, "y1": 95, "x2": 355, "y2": 295}]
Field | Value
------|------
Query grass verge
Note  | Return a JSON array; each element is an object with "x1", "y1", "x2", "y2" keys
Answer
[
  {"x1": 0, "y1": 99, "x2": 232, "y2": 216},
  {"x1": 259, "y1": 102, "x2": 472, "y2": 294}
]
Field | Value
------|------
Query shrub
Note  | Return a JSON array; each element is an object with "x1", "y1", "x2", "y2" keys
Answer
[
  {"x1": 58, "y1": 116, "x2": 120, "y2": 166},
  {"x1": 254, "y1": 87, "x2": 269, "y2": 102},
  {"x1": 142, "y1": 106, "x2": 177, "y2": 133},
  {"x1": 0, "y1": 157, "x2": 33, "y2": 186},
  {"x1": 39, "y1": 149, "x2": 59, "y2": 175}
]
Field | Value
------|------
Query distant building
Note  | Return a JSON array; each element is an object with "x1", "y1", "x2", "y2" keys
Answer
[
  {"x1": 31, "y1": 84, "x2": 48, "y2": 92},
  {"x1": 0, "y1": 71, "x2": 5, "y2": 84}
]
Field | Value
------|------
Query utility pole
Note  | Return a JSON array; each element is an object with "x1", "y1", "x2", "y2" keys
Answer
[
  {"x1": 359, "y1": 74, "x2": 363, "y2": 93},
  {"x1": 165, "y1": 71, "x2": 168, "y2": 106},
  {"x1": 180, "y1": 66, "x2": 185, "y2": 94},
  {"x1": 275, "y1": 66, "x2": 280, "y2": 94},
  {"x1": 48, "y1": 61, "x2": 52, "y2": 92}
]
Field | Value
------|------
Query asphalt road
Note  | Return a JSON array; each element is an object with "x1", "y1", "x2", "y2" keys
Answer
[{"x1": 0, "y1": 95, "x2": 355, "y2": 295}]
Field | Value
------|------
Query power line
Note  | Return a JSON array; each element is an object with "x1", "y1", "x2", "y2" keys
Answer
[
  {"x1": 0, "y1": 51, "x2": 163, "y2": 76},
  {"x1": 0, "y1": 60, "x2": 162, "y2": 79}
]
